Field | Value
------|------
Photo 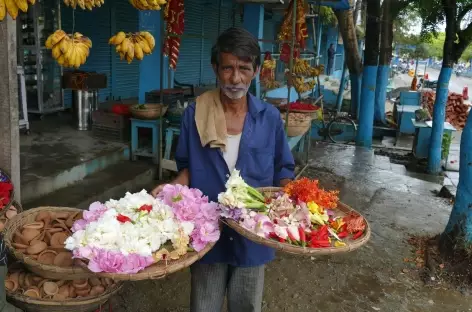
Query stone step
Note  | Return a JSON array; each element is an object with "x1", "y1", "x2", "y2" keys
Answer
[{"x1": 23, "y1": 160, "x2": 157, "y2": 210}]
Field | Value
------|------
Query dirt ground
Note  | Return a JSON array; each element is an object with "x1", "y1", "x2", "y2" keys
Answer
[{"x1": 109, "y1": 160, "x2": 472, "y2": 312}]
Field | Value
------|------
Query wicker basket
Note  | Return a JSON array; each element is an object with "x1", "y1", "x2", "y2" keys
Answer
[
  {"x1": 225, "y1": 187, "x2": 371, "y2": 256},
  {"x1": 130, "y1": 104, "x2": 168, "y2": 120},
  {"x1": 7, "y1": 282, "x2": 122, "y2": 312},
  {"x1": 281, "y1": 113, "x2": 312, "y2": 137},
  {"x1": 80, "y1": 238, "x2": 216, "y2": 281},
  {"x1": 3, "y1": 207, "x2": 94, "y2": 280},
  {"x1": 279, "y1": 106, "x2": 319, "y2": 120},
  {"x1": 0, "y1": 168, "x2": 15, "y2": 218}
]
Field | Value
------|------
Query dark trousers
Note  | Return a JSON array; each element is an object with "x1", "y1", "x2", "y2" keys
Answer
[{"x1": 327, "y1": 61, "x2": 334, "y2": 75}]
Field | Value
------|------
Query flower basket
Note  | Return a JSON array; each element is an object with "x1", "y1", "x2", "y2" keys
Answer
[
  {"x1": 7, "y1": 282, "x2": 122, "y2": 312},
  {"x1": 3, "y1": 207, "x2": 95, "y2": 280},
  {"x1": 130, "y1": 103, "x2": 168, "y2": 120},
  {"x1": 0, "y1": 168, "x2": 15, "y2": 218},
  {"x1": 76, "y1": 239, "x2": 216, "y2": 281},
  {"x1": 279, "y1": 106, "x2": 320, "y2": 120},
  {"x1": 224, "y1": 187, "x2": 371, "y2": 256}
]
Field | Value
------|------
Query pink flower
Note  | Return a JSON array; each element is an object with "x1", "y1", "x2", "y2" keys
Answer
[
  {"x1": 274, "y1": 225, "x2": 288, "y2": 239},
  {"x1": 71, "y1": 219, "x2": 87, "y2": 232},
  {"x1": 191, "y1": 222, "x2": 220, "y2": 251},
  {"x1": 287, "y1": 225, "x2": 300, "y2": 241},
  {"x1": 83, "y1": 202, "x2": 107, "y2": 223},
  {"x1": 200, "y1": 202, "x2": 220, "y2": 221},
  {"x1": 72, "y1": 246, "x2": 93, "y2": 259},
  {"x1": 87, "y1": 248, "x2": 154, "y2": 274},
  {"x1": 254, "y1": 214, "x2": 274, "y2": 238}
]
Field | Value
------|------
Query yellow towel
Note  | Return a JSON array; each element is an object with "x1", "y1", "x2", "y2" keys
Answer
[{"x1": 195, "y1": 89, "x2": 227, "y2": 151}]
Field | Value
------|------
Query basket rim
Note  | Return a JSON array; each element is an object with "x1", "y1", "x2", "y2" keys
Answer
[
  {"x1": 3, "y1": 207, "x2": 95, "y2": 279},
  {"x1": 224, "y1": 187, "x2": 371, "y2": 256},
  {"x1": 84, "y1": 238, "x2": 216, "y2": 281},
  {"x1": 6, "y1": 282, "x2": 122, "y2": 307}
]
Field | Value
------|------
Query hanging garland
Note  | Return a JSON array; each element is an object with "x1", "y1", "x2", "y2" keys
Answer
[
  {"x1": 163, "y1": 0, "x2": 184, "y2": 70},
  {"x1": 278, "y1": 0, "x2": 308, "y2": 64},
  {"x1": 261, "y1": 52, "x2": 280, "y2": 90}
]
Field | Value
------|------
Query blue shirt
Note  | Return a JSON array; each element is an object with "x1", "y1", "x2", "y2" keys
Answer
[{"x1": 175, "y1": 92, "x2": 295, "y2": 267}]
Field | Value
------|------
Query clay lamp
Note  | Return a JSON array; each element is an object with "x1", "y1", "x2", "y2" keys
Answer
[
  {"x1": 43, "y1": 281, "x2": 59, "y2": 296},
  {"x1": 26, "y1": 241, "x2": 47, "y2": 255},
  {"x1": 13, "y1": 231, "x2": 29, "y2": 245},
  {"x1": 5, "y1": 279, "x2": 19, "y2": 292},
  {"x1": 37, "y1": 250, "x2": 57, "y2": 265},
  {"x1": 24, "y1": 275, "x2": 34, "y2": 288},
  {"x1": 89, "y1": 277, "x2": 102, "y2": 287},
  {"x1": 53, "y1": 293, "x2": 67, "y2": 300},
  {"x1": 72, "y1": 279, "x2": 89, "y2": 290},
  {"x1": 68, "y1": 285, "x2": 77, "y2": 298},
  {"x1": 102, "y1": 278, "x2": 114, "y2": 287},
  {"x1": 49, "y1": 244, "x2": 68, "y2": 253},
  {"x1": 65, "y1": 212, "x2": 80, "y2": 228},
  {"x1": 55, "y1": 212, "x2": 70, "y2": 220},
  {"x1": 18, "y1": 272, "x2": 26, "y2": 288},
  {"x1": 46, "y1": 228, "x2": 63, "y2": 234},
  {"x1": 23, "y1": 222, "x2": 44, "y2": 230},
  {"x1": 58, "y1": 284, "x2": 70, "y2": 298},
  {"x1": 75, "y1": 285, "x2": 91, "y2": 297},
  {"x1": 37, "y1": 279, "x2": 48, "y2": 289},
  {"x1": 12, "y1": 243, "x2": 28, "y2": 250},
  {"x1": 21, "y1": 228, "x2": 41, "y2": 244},
  {"x1": 0, "y1": 220, "x2": 5, "y2": 231},
  {"x1": 50, "y1": 232, "x2": 68, "y2": 246},
  {"x1": 6, "y1": 207, "x2": 17, "y2": 220},
  {"x1": 53, "y1": 252, "x2": 73, "y2": 267},
  {"x1": 90, "y1": 285, "x2": 105, "y2": 296},
  {"x1": 23, "y1": 287, "x2": 40, "y2": 298}
]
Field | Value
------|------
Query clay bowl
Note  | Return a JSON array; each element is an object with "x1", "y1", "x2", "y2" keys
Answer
[
  {"x1": 90, "y1": 285, "x2": 105, "y2": 296},
  {"x1": 5, "y1": 279, "x2": 18, "y2": 292},
  {"x1": 50, "y1": 232, "x2": 68, "y2": 246},
  {"x1": 23, "y1": 287, "x2": 40, "y2": 298},
  {"x1": 53, "y1": 251, "x2": 73, "y2": 267},
  {"x1": 26, "y1": 241, "x2": 47, "y2": 255},
  {"x1": 42, "y1": 281, "x2": 59, "y2": 296},
  {"x1": 37, "y1": 250, "x2": 57, "y2": 265},
  {"x1": 72, "y1": 279, "x2": 89, "y2": 290},
  {"x1": 23, "y1": 222, "x2": 44, "y2": 230}
]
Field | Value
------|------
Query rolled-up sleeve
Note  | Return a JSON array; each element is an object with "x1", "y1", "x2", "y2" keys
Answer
[
  {"x1": 273, "y1": 117, "x2": 295, "y2": 185},
  {"x1": 175, "y1": 107, "x2": 191, "y2": 171}
]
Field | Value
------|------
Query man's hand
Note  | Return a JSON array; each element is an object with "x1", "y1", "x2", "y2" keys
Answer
[
  {"x1": 279, "y1": 179, "x2": 292, "y2": 187},
  {"x1": 151, "y1": 184, "x2": 165, "y2": 198}
]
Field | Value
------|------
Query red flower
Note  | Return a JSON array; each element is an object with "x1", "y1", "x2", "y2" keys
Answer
[
  {"x1": 116, "y1": 214, "x2": 132, "y2": 223},
  {"x1": 138, "y1": 205, "x2": 152, "y2": 213}
]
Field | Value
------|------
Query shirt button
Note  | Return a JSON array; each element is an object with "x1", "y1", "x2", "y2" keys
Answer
[{"x1": 229, "y1": 237, "x2": 234, "y2": 241}]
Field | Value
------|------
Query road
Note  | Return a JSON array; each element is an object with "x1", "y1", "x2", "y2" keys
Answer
[{"x1": 393, "y1": 66, "x2": 472, "y2": 94}]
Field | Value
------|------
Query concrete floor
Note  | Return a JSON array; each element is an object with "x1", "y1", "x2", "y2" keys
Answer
[
  {"x1": 102, "y1": 143, "x2": 471, "y2": 312},
  {"x1": 20, "y1": 113, "x2": 126, "y2": 185}
]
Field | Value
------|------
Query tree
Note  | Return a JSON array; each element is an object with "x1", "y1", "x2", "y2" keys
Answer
[
  {"x1": 334, "y1": 0, "x2": 363, "y2": 117},
  {"x1": 416, "y1": 0, "x2": 472, "y2": 174},
  {"x1": 356, "y1": 0, "x2": 381, "y2": 147}
]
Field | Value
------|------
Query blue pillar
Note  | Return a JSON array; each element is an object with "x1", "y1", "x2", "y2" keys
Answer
[
  {"x1": 336, "y1": 64, "x2": 347, "y2": 111},
  {"x1": 243, "y1": 4, "x2": 264, "y2": 99},
  {"x1": 374, "y1": 65, "x2": 389, "y2": 123},
  {"x1": 443, "y1": 113, "x2": 472, "y2": 241},
  {"x1": 316, "y1": 17, "x2": 322, "y2": 63},
  {"x1": 356, "y1": 65, "x2": 377, "y2": 148},
  {"x1": 427, "y1": 67, "x2": 453, "y2": 173},
  {"x1": 138, "y1": 11, "x2": 162, "y2": 104}
]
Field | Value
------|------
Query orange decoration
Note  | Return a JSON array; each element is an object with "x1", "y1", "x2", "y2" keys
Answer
[{"x1": 283, "y1": 178, "x2": 339, "y2": 209}]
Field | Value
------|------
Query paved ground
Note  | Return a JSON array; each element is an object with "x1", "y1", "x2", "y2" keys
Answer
[{"x1": 105, "y1": 143, "x2": 472, "y2": 312}]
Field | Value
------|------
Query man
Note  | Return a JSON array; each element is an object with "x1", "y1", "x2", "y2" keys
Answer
[
  {"x1": 151, "y1": 27, "x2": 295, "y2": 312},
  {"x1": 327, "y1": 43, "x2": 335, "y2": 76}
]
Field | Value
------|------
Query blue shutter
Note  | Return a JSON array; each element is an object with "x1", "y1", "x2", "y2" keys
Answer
[
  {"x1": 112, "y1": 0, "x2": 139, "y2": 100},
  {"x1": 200, "y1": 1, "x2": 219, "y2": 85},
  {"x1": 263, "y1": 17, "x2": 275, "y2": 52},
  {"x1": 219, "y1": 0, "x2": 234, "y2": 32},
  {"x1": 61, "y1": 2, "x2": 112, "y2": 106},
  {"x1": 174, "y1": 0, "x2": 203, "y2": 85}
]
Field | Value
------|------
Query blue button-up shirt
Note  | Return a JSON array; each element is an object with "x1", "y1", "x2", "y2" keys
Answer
[{"x1": 175, "y1": 92, "x2": 295, "y2": 267}]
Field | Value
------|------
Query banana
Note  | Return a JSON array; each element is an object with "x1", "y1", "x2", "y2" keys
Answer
[
  {"x1": 52, "y1": 44, "x2": 62, "y2": 59},
  {"x1": 57, "y1": 55, "x2": 65, "y2": 66},
  {"x1": 140, "y1": 31, "x2": 155, "y2": 50},
  {"x1": 126, "y1": 41, "x2": 135, "y2": 60},
  {"x1": 138, "y1": 37, "x2": 151, "y2": 54},
  {"x1": 114, "y1": 31, "x2": 126, "y2": 45},
  {"x1": 15, "y1": 0, "x2": 27, "y2": 12},
  {"x1": 0, "y1": 0, "x2": 6, "y2": 21},
  {"x1": 59, "y1": 36, "x2": 71, "y2": 53},
  {"x1": 5, "y1": 0, "x2": 18, "y2": 20},
  {"x1": 134, "y1": 42, "x2": 143, "y2": 60},
  {"x1": 50, "y1": 30, "x2": 67, "y2": 46}
]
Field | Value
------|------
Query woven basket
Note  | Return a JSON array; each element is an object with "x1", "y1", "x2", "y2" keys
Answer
[
  {"x1": 281, "y1": 113, "x2": 312, "y2": 137},
  {"x1": 279, "y1": 106, "x2": 318, "y2": 120},
  {"x1": 3, "y1": 207, "x2": 95, "y2": 280},
  {"x1": 0, "y1": 168, "x2": 15, "y2": 218},
  {"x1": 130, "y1": 104, "x2": 168, "y2": 120},
  {"x1": 225, "y1": 187, "x2": 371, "y2": 256},
  {"x1": 80, "y1": 238, "x2": 216, "y2": 281},
  {"x1": 7, "y1": 282, "x2": 122, "y2": 312}
]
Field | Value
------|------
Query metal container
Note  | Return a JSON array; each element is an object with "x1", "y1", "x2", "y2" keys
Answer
[{"x1": 72, "y1": 90, "x2": 98, "y2": 130}]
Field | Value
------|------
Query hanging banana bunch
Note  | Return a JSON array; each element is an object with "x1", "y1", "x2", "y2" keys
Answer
[
  {"x1": 130, "y1": 0, "x2": 166, "y2": 10},
  {"x1": 260, "y1": 52, "x2": 280, "y2": 90},
  {"x1": 293, "y1": 76, "x2": 316, "y2": 94},
  {"x1": 63, "y1": 0, "x2": 104, "y2": 10},
  {"x1": 109, "y1": 31, "x2": 155, "y2": 64},
  {"x1": 293, "y1": 58, "x2": 325, "y2": 77},
  {"x1": 0, "y1": 0, "x2": 35, "y2": 21},
  {"x1": 45, "y1": 30, "x2": 92, "y2": 68}
]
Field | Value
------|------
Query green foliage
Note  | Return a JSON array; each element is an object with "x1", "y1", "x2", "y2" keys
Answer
[{"x1": 320, "y1": 6, "x2": 337, "y2": 26}]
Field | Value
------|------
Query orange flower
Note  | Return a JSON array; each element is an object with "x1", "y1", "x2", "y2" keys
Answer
[{"x1": 284, "y1": 178, "x2": 339, "y2": 209}]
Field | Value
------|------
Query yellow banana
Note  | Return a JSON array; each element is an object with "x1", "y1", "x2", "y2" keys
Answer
[
  {"x1": 138, "y1": 37, "x2": 151, "y2": 54},
  {"x1": 51, "y1": 30, "x2": 67, "y2": 46},
  {"x1": 0, "y1": 0, "x2": 5, "y2": 21},
  {"x1": 5, "y1": 0, "x2": 18, "y2": 20},
  {"x1": 52, "y1": 45, "x2": 62, "y2": 59},
  {"x1": 114, "y1": 31, "x2": 126, "y2": 45},
  {"x1": 59, "y1": 36, "x2": 71, "y2": 53},
  {"x1": 108, "y1": 35, "x2": 117, "y2": 45},
  {"x1": 126, "y1": 41, "x2": 135, "y2": 60},
  {"x1": 57, "y1": 55, "x2": 65, "y2": 66},
  {"x1": 140, "y1": 31, "x2": 155, "y2": 50},
  {"x1": 15, "y1": 0, "x2": 27, "y2": 12},
  {"x1": 77, "y1": 0, "x2": 85, "y2": 9},
  {"x1": 134, "y1": 42, "x2": 143, "y2": 60}
]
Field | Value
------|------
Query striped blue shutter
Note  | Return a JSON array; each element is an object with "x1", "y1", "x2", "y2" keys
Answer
[
  {"x1": 61, "y1": 2, "x2": 112, "y2": 106},
  {"x1": 200, "y1": 1, "x2": 219, "y2": 85},
  {"x1": 112, "y1": 0, "x2": 139, "y2": 100}
]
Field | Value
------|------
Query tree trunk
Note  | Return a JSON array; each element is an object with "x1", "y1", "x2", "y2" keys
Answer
[
  {"x1": 335, "y1": 0, "x2": 363, "y2": 117},
  {"x1": 428, "y1": 0, "x2": 457, "y2": 174},
  {"x1": 356, "y1": 0, "x2": 381, "y2": 148}
]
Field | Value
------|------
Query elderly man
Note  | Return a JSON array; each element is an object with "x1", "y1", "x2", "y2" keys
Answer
[{"x1": 152, "y1": 27, "x2": 295, "y2": 312}]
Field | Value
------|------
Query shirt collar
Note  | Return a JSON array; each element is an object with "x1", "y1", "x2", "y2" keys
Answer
[{"x1": 247, "y1": 93, "x2": 266, "y2": 118}]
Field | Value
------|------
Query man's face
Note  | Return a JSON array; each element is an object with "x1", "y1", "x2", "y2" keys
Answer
[{"x1": 213, "y1": 52, "x2": 259, "y2": 100}]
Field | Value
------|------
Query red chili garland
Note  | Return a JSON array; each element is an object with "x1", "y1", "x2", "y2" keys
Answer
[
  {"x1": 278, "y1": 0, "x2": 308, "y2": 64},
  {"x1": 280, "y1": 101, "x2": 319, "y2": 111},
  {"x1": 163, "y1": 0, "x2": 185, "y2": 69}
]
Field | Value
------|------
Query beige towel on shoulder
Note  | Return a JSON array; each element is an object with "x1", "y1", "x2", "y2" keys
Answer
[{"x1": 195, "y1": 89, "x2": 227, "y2": 151}]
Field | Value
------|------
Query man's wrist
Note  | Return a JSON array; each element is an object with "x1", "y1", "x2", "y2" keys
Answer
[{"x1": 279, "y1": 178, "x2": 292, "y2": 187}]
